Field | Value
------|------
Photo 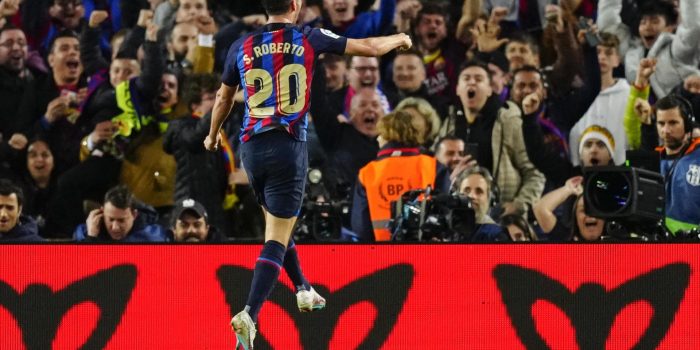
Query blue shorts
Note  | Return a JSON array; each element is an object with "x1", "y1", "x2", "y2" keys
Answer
[{"x1": 240, "y1": 129, "x2": 307, "y2": 218}]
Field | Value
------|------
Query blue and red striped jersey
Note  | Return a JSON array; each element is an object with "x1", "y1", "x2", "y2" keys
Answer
[{"x1": 222, "y1": 24, "x2": 347, "y2": 143}]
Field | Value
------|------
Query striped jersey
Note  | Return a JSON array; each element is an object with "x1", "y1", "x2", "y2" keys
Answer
[{"x1": 222, "y1": 23, "x2": 347, "y2": 143}]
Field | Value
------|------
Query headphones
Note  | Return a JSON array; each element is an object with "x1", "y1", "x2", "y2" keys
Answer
[
  {"x1": 670, "y1": 94, "x2": 696, "y2": 133},
  {"x1": 451, "y1": 166, "x2": 500, "y2": 209}
]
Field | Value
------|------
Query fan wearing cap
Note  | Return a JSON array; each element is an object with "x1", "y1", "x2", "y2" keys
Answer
[
  {"x1": 170, "y1": 198, "x2": 223, "y2": 242},
  {"x1": 569, "y1": 33, "x2": 630, "y2": 168}
]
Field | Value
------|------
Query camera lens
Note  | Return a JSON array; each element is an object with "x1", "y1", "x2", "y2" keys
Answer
[{"x1": 588, "y1": 172, "x2": 631, "y2": 213}]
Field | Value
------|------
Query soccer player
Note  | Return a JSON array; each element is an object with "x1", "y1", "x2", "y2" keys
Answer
[{"x1": 203, "y1": 0, "x2": 412, "y2": 348}]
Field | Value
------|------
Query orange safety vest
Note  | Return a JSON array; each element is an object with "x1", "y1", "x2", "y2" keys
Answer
[{"x1": 358, "y1": 152, "x2": 437, "y2": 241}]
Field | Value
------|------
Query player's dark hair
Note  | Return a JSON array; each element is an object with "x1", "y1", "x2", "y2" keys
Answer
[
  {"x1": 262, "y1": 0, "x2": 294, "y2": 16},
  {"x1": 0, "y1": 179, "x2": 24, "y2": 207}
]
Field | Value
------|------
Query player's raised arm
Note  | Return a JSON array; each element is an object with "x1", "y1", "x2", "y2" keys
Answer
[
  {"x1": 204, "y1": 83, "x2": 238, "y2": 151},
  {"x1": 345, "y1": 33, "x2": 413, "y2": 57}
]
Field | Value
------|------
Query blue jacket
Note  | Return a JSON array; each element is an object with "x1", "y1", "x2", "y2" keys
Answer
[
  {"x1": 660, "y1": 138, "x2": 700, "y2": 234},
  {"x1": 0, "y1": 216, "x2": 44, "y2": 242},
  {"x1": 470, "y1": 223, "x2": 509, "y2": 242},
  {"x1": 41, "y1": 1, "x2": 121, "y2": 57},
  {"x1": 74, "y1": 204, "x2": 169, "y2": 242},
  {"x1": 318, "y1": 0, "x2": 396, "y2": 38},
  {"x1": 74, "y1": 222, "x2": 168, "y2": 242}
]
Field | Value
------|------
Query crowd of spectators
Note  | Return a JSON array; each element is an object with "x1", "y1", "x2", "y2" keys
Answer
[{"x1": 0, "y1": 0, "x2": 698, "y2": 243}]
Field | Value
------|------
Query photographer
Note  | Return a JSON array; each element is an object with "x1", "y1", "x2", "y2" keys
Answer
[
  {"x1": 533, "y1": 127, "x2": 615, "y2": 241},
  {"x1": 452, "y1": 166, "x2": 508, "y2": 242},
  {"x1": 352, "y1": 110, "x2": 450, "y2": 242},
  {"x1": 534, "y1": 176, "x2": 606, "y2": 241}
]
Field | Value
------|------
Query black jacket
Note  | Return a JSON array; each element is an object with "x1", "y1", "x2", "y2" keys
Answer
[
  {"x1": 163, "y1": 114, "x2": 228, "y2": 230},
  {"x1": 16, "y1": 174, "x2": 59, "y2": 237},
  {"x1": 78, "y1": 24, "x2": 126, "y2": 125},
  {"x1": 310, "y1": 64, "x2": 379, "y2": 197},
  {"x1": 384, "y1": 83, "x2": 451, "y2": 120},
  {"x1": 0, "y1": 67, "x2": 40, "y2": 136},
  {"x1": 521, "y1": 44, "x2": 600, "y2": 191},
  {"x1": 0, "y1": 215, "x2": 44, "y2": 242}
]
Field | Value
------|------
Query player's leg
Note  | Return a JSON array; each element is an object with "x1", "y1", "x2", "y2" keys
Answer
[
  {"x1": 243, "y1": 213, "x2": 295, "y2": 322},
  {"x1": 265, "y1": 204, "x2": 310, "y2": 292},
  {"x1": 282, "y1": 237, "x2": 309, "y2": 291},
  {"x1": 231, "y1": 131, "x2": 309, "y2": 349},
  {"x1": 232, "y1": 218, "x2": 291, "y2": 350},
  {"x1": 231, "y1": 133, "x2": 284, "y2": 350},
  {"x1": 284, "y1": 236, "x2": 326, "y2": 312},
  {"x1": 260, "y1": 207, "x2": 324, "y2": 312},
  {"x1": 240, "y1": 134, "x2": 303, "y2": 321}
]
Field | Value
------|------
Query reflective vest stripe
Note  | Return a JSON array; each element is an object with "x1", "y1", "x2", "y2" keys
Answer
[{"x1": 371, "y1": 219, "x2": 391, "y2": 230}]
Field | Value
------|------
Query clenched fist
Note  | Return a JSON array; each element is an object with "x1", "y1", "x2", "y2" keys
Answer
[
  {"x1": 89, "y1": 10, "x2": 109, "y2": 28},
  {"x1": 398, "y1": 33, "x2": 412, "y2": 51},
  {"x1": 204, "y1": 133, "x2": 221, "y2": 151},
  {"x1": 634, "y1": 97, "x2": 652, "y2": 125},
  {"x1": 522, "y1": 92, "x2": 542, "y2": 115}
]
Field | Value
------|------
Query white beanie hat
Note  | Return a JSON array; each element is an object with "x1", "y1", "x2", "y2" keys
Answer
[{"x1": 578, "y1": 125, "x2": 616, "y2": 163}]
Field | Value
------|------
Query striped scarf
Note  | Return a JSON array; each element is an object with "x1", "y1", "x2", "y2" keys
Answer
[
  {"x1": 192, "y1": 112, "x2": 238, "y2": 209},
  {"x1": 536, "y1": 109, "x2": 569, "y2": 158}
]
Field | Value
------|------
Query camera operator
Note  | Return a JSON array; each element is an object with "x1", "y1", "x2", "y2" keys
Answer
[
  {"x1": 352, "y1": 110, "x2": 450, "y2": 242},
  {"x1": 650, "y1": 95, "x2": 700, "y2": 235},
  {"x1": 452, "y1": 166, "x2": 508, "y2": 242},
  {"x1": 533, "y1": 176, "x2": 606, "y2": 242},
  {"x1": 533, "y1": 126, "x2": 616, "y2": 241}
]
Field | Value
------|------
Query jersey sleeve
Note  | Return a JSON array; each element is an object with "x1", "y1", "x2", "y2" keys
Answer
[
  {"x1": 221, "y1": 38, "x2": 244, "y2": 87},
  {"x1": 303, "y1": 27, "x2": 347, "y2": 55}
]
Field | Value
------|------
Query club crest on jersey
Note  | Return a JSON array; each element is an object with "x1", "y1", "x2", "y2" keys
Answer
[{"x1": 686, "y1": 164, "x2": 700, "y2": 186}]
